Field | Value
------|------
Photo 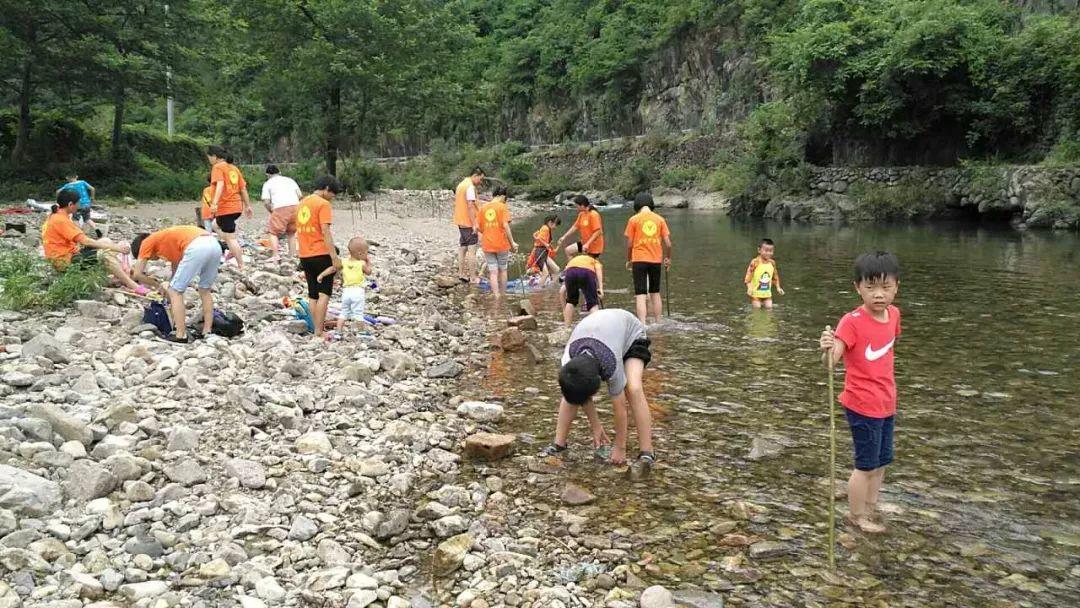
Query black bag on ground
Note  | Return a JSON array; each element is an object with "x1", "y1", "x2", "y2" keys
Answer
[
  {"x1": 142, "y1": 301, "x2": 172, "y2": 336},
  {"x1": 211, "y1": 310, "x2": 244, "y2": 337}
]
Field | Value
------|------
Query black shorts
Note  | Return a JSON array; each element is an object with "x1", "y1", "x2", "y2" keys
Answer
[
  {"x1": 632, "y1": 262, "x2": 662, "y2": 295},
  {"x1": 530, "y1": 246, "x2": 549, "y2": 270},
  {"x1": 73, "y1": 208, "x2": 92, "y2": 224},
  {"x1": 300, "y1": 255, "x2": 335, "y2": 299},
  {"x1": 625, "y1": 338, "x2": 652, "y2": 366},
  {"x1": 564, "y1": 267, "x2": 599, "y2": 309},
  {"x1": 458, "y1": 226, "x2": 478, "y2": 247},
  {"x1": 572, "y1": 242, "x2": 600, "y2": 259},
  {"x1": 216, "y1": 212, "x2": 242, "y2": 234}
]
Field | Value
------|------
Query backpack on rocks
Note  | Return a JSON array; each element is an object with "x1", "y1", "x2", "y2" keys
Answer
[
  {"x1": 141, "y1": 301, "x2": 172, "y2": 336},
  {"x1": 211, "y1": 310, "x2": 244, "y2": 337}
]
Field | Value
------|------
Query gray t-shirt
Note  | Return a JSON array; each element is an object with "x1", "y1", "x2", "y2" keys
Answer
[{"x1": 561, "y1": 309, "x2": 647, "y2": 396}]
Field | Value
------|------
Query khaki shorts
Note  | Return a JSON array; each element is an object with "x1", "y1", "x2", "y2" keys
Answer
[{"x1": 267, "y1": 205, "x2": 298, "y2": 236}]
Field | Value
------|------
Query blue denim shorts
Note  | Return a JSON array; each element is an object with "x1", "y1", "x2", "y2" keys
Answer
[{"x1": 845, "y1": 408, "x2": 894, "y2": 471}]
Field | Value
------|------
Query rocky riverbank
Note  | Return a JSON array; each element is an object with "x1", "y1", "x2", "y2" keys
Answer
[{"x1": 0, "y1": 198, "x2": 727, "y2": 608}]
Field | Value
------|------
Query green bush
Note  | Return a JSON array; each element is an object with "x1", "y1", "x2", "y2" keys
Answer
[
  {"x1": 846, "y1": 176, "x2": 946, "y2": 221},
  {"x1": 1044, "y1": 138, "x2": 1080, "y2": 165},
  {"x1": 500, "y1": 157, "x2": 535, "y2": 185},
  {"x1": 613, "y1": 156, "x2": 656, "y2": 199},
  {"x1": 122, "y1": 126, "x2": 205, "y2": 171},
  {"x1": 0, "y1": 248, "x2": 105, "y2": 310},
  {"x1": 339, "y1": 157, "x2": 384, "y2": 193},
  {"x1": 660, "y1": 166, "x2": 704, "y2": 189}
]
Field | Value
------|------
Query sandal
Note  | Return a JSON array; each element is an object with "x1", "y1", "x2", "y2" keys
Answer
[
  {"x1": 165, "y1": 333, "x2": 190, "y2": 344},
  {"x1": 593, "y1": 444, "x2": 613, "y2": 461},
  {"x1": 539, "y1": 443, "x2": 568, "y2": 458}
]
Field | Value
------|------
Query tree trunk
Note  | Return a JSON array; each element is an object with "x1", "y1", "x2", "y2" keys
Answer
[
  {"x1": 325, "y1": 81, "x2": 341, "y2": 176},
  {"x1": 10, "y1": 27, "x2": 35, "y2": 167},
  {"x1": 111, "y1": 81, "x2": 126, "y2": 158}
]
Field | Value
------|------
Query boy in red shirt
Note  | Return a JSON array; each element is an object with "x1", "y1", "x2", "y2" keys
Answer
[{"x1": 819, "y1": 251, "x2": 901, "y2": 534}]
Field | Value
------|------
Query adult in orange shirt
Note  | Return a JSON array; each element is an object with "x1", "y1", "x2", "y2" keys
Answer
[
  {"x1": 131, "y1": 225, "x2": 223, "y2": 343},
  {"x1": 477, "y1": 186, "x2": 519, "y2": 296},
  {"x1": 41, "y1": 190, "x2": 142, "y2": 293},
  {"x1": 453, "y1": 166, "x2": 485, "y2": 283},
  {"x1": 624, "y1": 192, "x2": 672, "y2": 324},
  {"x1": 297, "y1": 175, "x2": 343, "y2": 338},
  {"x1": 556, "y1": 194, "x2": 604, "y2": 259},
  {"x1": 206, "y1": 145, "x2": 252, "y2": 270}
]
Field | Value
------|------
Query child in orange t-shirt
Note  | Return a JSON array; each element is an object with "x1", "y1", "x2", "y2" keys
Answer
[
  {"x1": 624, "y1": 193, "x2": 672, "y2": 324},
  {"x1": 527, "y1": 215, "x2": 561, "y2": 286}
]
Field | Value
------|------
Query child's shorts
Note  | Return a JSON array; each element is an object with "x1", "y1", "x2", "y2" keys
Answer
[
  {"x1": 484, "y1": 251, "x2": 509, "y2": 271},
  {"x1": 170, "y1": 235, "x2": 222, "y2": 292},
  {"x1": 340, "y1": 286, "x2": 366, "y2": 321},
  {"x1": 845, "y1": 409, "x2": 894, "y2": 471},
  {"x1": 564, "y1": 267, "x2": 599, "y2": 309},
  {"x1": 73, "y1": 207, "x2": 92, "y2": 224}
]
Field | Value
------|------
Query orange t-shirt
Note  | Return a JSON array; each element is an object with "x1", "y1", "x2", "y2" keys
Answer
[
  {"x1": 200, "y1": 185, "x2": 214, "y2": 220},
  {"x1": 565, "y1": 254, "x2": 602, "y2": 273},
  {"x1": 478, "y1": 198, "x2": 512, "y2": 253},
  {"x1": 533, "y1": 224, "x2": 554, "y2": 250},
  {"x1": 138, "y1": 226, "x2": 208, "y2": 266},
  {"x1": 453, "y1": 177, "x2": 479, "y2": 227},
  {"x1": 41, "y1": 212, "x2": 87, "y2": 264},
  {"x1": 624, "y1": 209, "x2": 670, "y2": 264},
  {"x1": 574, "y1": 208, "x2": 604, "y2": 254},
  {"x1": 297, "y1": 194, "x2": 333, "y2": 258},
  {"x1": 210, "y1": 162, "x2": 246, "y2": 216}
]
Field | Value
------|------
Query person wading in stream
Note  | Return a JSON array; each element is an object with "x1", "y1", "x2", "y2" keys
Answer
[
  {"x1": 555, "y1": 194, "x2": 604, "y2": 260},
  {"x1": 540, "y1": 308, "x2": 655, "y2": 468},
  {"x1": 624, "y1": 192, "x2": 672, "y2": 324},
  {"x1": 819, "y1": 251, "x2": 902, "y2": 534},
  {"x1": 453, "y1": 167, "x2": 485, "y2": 284}
]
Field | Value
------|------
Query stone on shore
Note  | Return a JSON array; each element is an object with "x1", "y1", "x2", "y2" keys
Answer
[
  {"x1": 456, "y1": 401, "x2": 504, "y2": 422},
  {"x1": 224, "y1": 458, "x2": 267, "y2": 489},
  {"x1": 640, "y1": 585, "x2": 675, "y2": 608},
  {"x1": 433, "y1": 533, "x2": 474, "y2": 576},
  {"x1": 426, "y1": 360, "x2": 464, "y2": 378},
  {"x1": 561, "y1": 483, "x2": 597, "y2": 506},
  {"x1": 464, "y1": 433, "x2": 516, "y2": 461},
  {"x1": 508, "y1": 315, "x2": 537, "y2": 330},
  {"x1": 295, "y1": 432, "x2": 333, "y2": 455},
  {"x1": 494, "y1": 327, "x2": 526, "y2": 351},
  {"x1": 0, "y1": 465, "x2": 62, "y2": 516}
]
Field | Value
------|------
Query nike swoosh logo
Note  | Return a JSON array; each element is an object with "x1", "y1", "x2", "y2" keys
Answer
[{"x1": 865, "y1": 340, "x2": 895, "y2": 362}]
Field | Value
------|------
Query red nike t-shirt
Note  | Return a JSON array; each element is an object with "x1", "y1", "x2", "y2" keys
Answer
[{"x1": 835, "y1": 305, "x2": 902, "y2": 418}]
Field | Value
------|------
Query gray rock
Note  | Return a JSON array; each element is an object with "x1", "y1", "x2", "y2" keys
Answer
[
  {"x1": 431, "y1": 515, "x2": 468, "y2": 538},
  {"x1": 255, "y1": 577, "x2": 286, "y2": 601},
  {"x1": 433, "y1": 533, "x2": 473, "y2": 576},
  {"x1": 1, "y1": 372, "x2": 34, "y2": 388},
  {"x1": 119, "y1": 581, "x2": 169, "y2": 601},
  {"x1": 166, "y1": 426, "x2": 199, "y2": 452},
  {"x1": 374, "y1": 509, "x2": 410, "y2": 540},
  {"x1": 164, "y1": 457, "x2": 207, "y2": 486},
  {"x1": 317, "y1": 538, "x2": 351, "y2": 565},
  {"x1": 640, "y1": 586, "x2": 675, "y2": 608},
  {"x1": 28, "y1": 404, "x2": 91, "y2": 445},
  {"x1": 455, "y1": 401, "x2": 504, "y2": 422},
  {"x1": 748, "y1": 540, "x2": 790, "y2": 560},
  {"x1": 306, "y1": 566, "x2": 349, "y2": 592},
  {"x1": 224, "y1": 458, "x2": 266, "y2": 489},
  {"x1": 295, "y1": 432, "x2": 333, "y2": 455},
  {"x1": 288, "y1": 515, "x2": 319, "y2": 541},
  {"x1": 0, "y1": 465, "x2": 62, "y2": 516},
  {"x1": 64, "y1": 460, "x2": 118, "y2": 501},
  {"x1": 348, "y1": 589, "x2": 378, "y2": 608},
  {"x1": 425, "y1": 361, "x2": 463, "y2": 379},
  {"x1": 0, "y1": 510, "x2": 16, "y2": 537},
  {"x1": 747, "y1": 436, "x2": 783, "y2": 461},
  {"x1": 21, "y1": 333, "x2": 70, "y2": 364},
  {"x1": 672, "y1": 589, "x2": 725, "y2": 608},
  {"x1": 124, "y1": 535, "x2": 165, "y2": 558}
]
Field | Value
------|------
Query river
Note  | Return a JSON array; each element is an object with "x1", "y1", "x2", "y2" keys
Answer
[{"x1": 470, "y1": 208, "x2": 1079, "y2": 606}]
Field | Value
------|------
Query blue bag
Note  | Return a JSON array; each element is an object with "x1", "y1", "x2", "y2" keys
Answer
[{"x1": 142, "y1": 301, "x2": 172, "y2": 336}]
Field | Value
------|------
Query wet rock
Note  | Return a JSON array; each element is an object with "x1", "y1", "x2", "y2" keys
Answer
[
  {"x1": 434, "y1": 275, "x2": 460, "y2": 288},
  {"x1": 672, "y1": 589, "x2": 725, "y2": 608},
  {"x1": 508, "y1": 315, "x2": 538, "y2": 331},
  {"x1": 640, "y1": 585, "x2": 675, "y2": 608},
  {"x1": 494, "y1": 327, "x2": 526, "y2": 351},
  {"x1": 224, "y1": 458, "x2": 266, "y2": 489},
  {"x1": 456, "y1": 401, "x2": 504, "y2": 422},
  {"x1": 295, "y1": 431, "x2": 333, "y2": 455},
  {"x1": 464, "y1": 433, "x2": 515, "y2": 461},
  {"x1": 20, "y1": 333, "x2": 70, "y2": 363},
  {"x1": 64, "y1": 460, "x2": 118, "y2": 501},
  {"x1": 0, "y1": 465, "x2": 62, "y2": 516},
  {"x1": 747, "y1": 436, "x2": 783, "y2": 460},
  {"x1": 561, "y1": 483, "x2": 596, "y2": 506},
  {"x1": 426, "y1": 360, "x2": 463, "y2": 379},
  {"x1": 748, "y1": 540, "x2": 790, "y2": 560},
  {"x1": 433, "y1": 533, "x2": 473, "y2": 576}
]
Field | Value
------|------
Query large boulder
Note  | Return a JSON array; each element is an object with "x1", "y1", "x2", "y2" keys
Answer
[
  {"x1": 64, "y1": 460, "x2": 118, "y2": 501},
  {"x1": 28, "y1": 404, "x2": 92, "y2": 446},
  {"x1": 21, "y1": 333, "x2": 70, "y2": 364},
  {"x1": 0, "y1": 465, "x2": 62, "y2": 516},
  {"x1": 432, "y1": 533, "x2": 473, "y2": 576},
  {"x1": 493, "y1": 327, "x2": 526, "y2": 351}
]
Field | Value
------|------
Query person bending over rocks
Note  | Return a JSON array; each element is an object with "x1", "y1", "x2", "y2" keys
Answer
[
  {"x1": 540, "y1": 308, "x2": 655, "y2": 467},
  {"x1": 131, "y1": 226, "x2": 224, "y2": 343}
]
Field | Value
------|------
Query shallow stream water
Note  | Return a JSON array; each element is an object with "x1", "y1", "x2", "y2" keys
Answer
[{"x1": 469, "y1": 209, "x2": 1079, "y2": 606}]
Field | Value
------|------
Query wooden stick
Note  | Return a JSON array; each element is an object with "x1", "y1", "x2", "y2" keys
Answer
[{"x1": 825, "y1": 324, "x2": 837, "y2": 571}]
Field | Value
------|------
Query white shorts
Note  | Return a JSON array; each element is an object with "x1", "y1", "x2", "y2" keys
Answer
[
  {"x1": 341, "y1": 286, "x2": 366, "y2": 321},
  {"x1": 170, "y1": 236, "x2": 222, "y2": 292}
]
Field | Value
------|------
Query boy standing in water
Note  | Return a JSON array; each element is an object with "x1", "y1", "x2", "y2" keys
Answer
[
  {"x1": 819, "y1": 251, "x2": 902, "y2": 534},
  {"x1": 744, "y1": 238, "x2": 784, "y2": 309},
  {"x1": 625, "y1": 192, "x2": 672, "y2": 324},
  {"x1": 540, "y1": 308, "x2": 655, "y2": 468}
]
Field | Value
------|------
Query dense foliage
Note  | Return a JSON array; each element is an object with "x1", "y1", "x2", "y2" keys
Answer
[{"x1": 1, "y1": 0, "x2": 1078, "y2": 201}]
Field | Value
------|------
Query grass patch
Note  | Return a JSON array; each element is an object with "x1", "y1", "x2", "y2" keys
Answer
[
  {"x1": 660, "y1": 166, "x2": 705, "y2": 189},
  {"x1": 0, "y1": 248, "x2": 106, "y2": 310},
  {"x1": 845, "y1": 174, "x2": 947, "y2": 221}
]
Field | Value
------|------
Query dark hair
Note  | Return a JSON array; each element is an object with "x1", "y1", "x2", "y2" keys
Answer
[
  {"x1": 493, "y1": 185, "x2": 508, "y2": 198},
  {"x1": 558, "y1": 354, "x2": 602, "y2": 406},
  {"x1": 266, "y1": 164, "x2": 280, "y2": 175},
  {"x1": 470, "y1": 166, "x2": 485, "y2": 177},
  {"x1": 543, "y1": 214, "x2": 561, "y2": 226},
  {"x1": 759, "y1": 238, "x2": 774, "y2": 247},
  {"x1": 218, "y1": 240, "x2": 228, "y2": 254},
  {"x1": 225, "y1": 156, "x2": 235, "y2": 164},
  {"x1": 633, "y1": 192, "x2": 654, "y2": 213},
  {"x1": 55, "y1": 189, "x2": 79, "y2": 212},
  {"x1": 314, "y1": 175, "x2": 343, "y2": 194},
  {"x1": 207, "y1": 145, "x2": 227, "y2": 158},
  {"x1": 571, "y1": 194, "x2": 591, "y2": 208},
  {"x1": 854, "y1": 251, "x2": 900, "y2": 283},
  {"x1": 131, "y1": 233, "x2": 151, "y2": 258}
]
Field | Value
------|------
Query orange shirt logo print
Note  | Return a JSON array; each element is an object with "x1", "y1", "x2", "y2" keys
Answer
[
  {"x1": 641, "y1": 220, "x2": 658, "y2": 238},
  {"x1": 297, "y1": 206, "x2": 313, "y2": 233},
  {"x1": 228, "y1": 170, "x2": 239, "y2": 186}
]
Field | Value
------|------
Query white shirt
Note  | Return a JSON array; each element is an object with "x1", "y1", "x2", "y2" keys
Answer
[
  {"x1": 261, "y1": 175, "x2": 302, "y2": 209},
  {"x1": 466, "y1": 185, "x2": 476, "y2": 201}
]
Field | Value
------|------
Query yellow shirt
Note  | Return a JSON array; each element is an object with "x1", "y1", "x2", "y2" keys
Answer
[
  {"x1": 341, "y1": 258, "x2": 367, "y2": 287},
  {"x1": 745, "y1": 256, "x2": 778, "y2": 299}
]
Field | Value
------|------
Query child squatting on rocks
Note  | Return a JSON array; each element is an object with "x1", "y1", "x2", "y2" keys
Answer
[
  {"x1": 540, "y1": 308, "x2": 655, "y2": 468},
  {"x1": 819, "y1": 251, "x2": 902, "y2": 534},
  {"x1": 317, "y1": 236, "x2": 372, "y2": 337}
]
